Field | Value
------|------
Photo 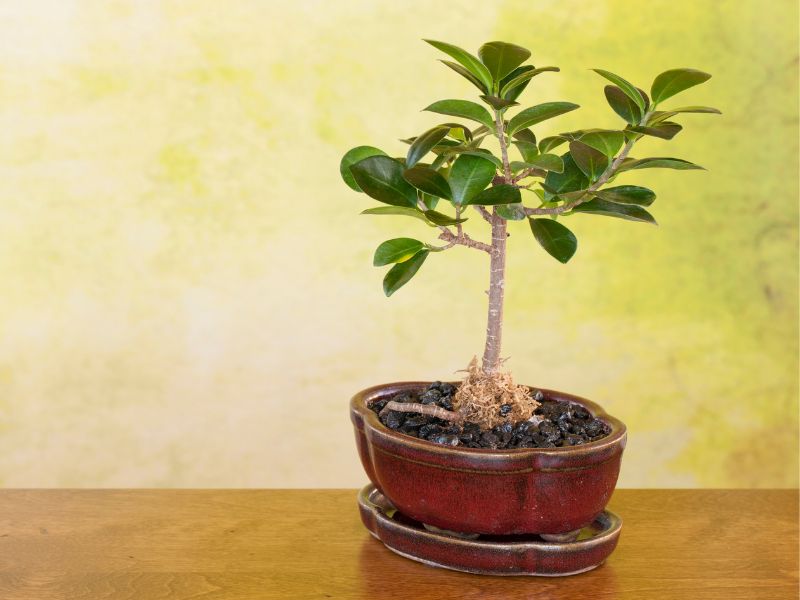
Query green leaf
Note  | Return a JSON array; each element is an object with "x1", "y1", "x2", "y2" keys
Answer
[
  {"x1": 423, "y1": 210, "x2": 468, "y2": 226},
  {"x1": 478, "y1": 41, "x2": 531, "y2": 81},
  {"x1": 578, "y1": 130, "x2": 624, "y2": 157},
  {"x1": 604, "y1": 85, "x2": 642, "y2": 124},
  {"x1": 439, "y1": 60, "x2": 487, "y2": 93},
  {"x1": 543, "y1": 153, "x2": 589, "y2": 198},
  {"x1": 424, "y1": 40, "x2": 493, "y2": 92},
  {"x1": 594, "y1": 185, "x2": 655, "y2": 206},
  {"x1": 420, "y1": 192, "x2": 438, "y2": 210},
  {"x1": 539, "y1": 135, "x2": 567, "y2": 153},
  {"x1": 350, "y1": 156, "x2": 418, "y2": 207},
  {"x1": 480, "y1": 95, "x2": 519, "y2": 110},
  {"x1": 651, "y1": 68, "x2": 712, "y2": 105},
  {"x1": 403, "y1": 165, "x2": 452, "y2": 199},
  {"x1": 618, "y1": 157, "x2": 704, "y2": 172},
  {"x1": 454, "y1": 149, "x2": 503, "y2": 167},
  {"x1": 424, "y1": 99, "x2": 495, "y2": 129},
  {"x1": 466, "y1": 184, "x2": 521, "y2": 206},
  {"x1": 592, "y1": 69, "x2": 645, "y2": 113},
  {"x1": 507, "y1": 102, "x2": 580, "y2": 136},
  {"x1": 340, "y1": 146, "x2": 387, "y2": 192},
  {"x1": 569, "y1": 140, "x2": 609, "y2": 181},
  {"x1": 647, "y1": 105, "x2": 721, "y2": 124},
  {"x1": 496, "y1": 203, "x2": 527, "y2": 220},
  {"x1": 383, "y1": 249, "x2": 429, "y2": 296},
  {"x1": 511, "y1": 129, "x2": 536, "y2": 145},
  {"x1": 360, "y1": 206, "x2": 435, "y2": 226},
  {"x1": 627, "y1": 122, "x2": 683, "y2": 140},
  {"x1": 448, "y1": 154, "x2": 497, "y2": 205},
  {"x1": 406, "y1": 126, "x2": 449, "y2": 168},
  {"x1": 514, "y1": 140, "x2": 539, "y2": 162},
  {"x1": 499, "y1": 66, "x2": 533, "y2": 102},
  {"x1": 442, "y1": 123, "x2": 473, "y2": 142},
  {"x1": 500, "y1": 66, "x2": 560, "y2": 98},
  {"x1": 529, "y1": 218, "x2": 577, "y2": 263},
  {"x1": 519, "y1": 153, "x2": 564, "y2": 173},
  {"x1": 571, "y1": 198, "x2": 656, "y2": 224},
  {"x1": 374, "y1": 238, "x2": 425, "y2": 266}
]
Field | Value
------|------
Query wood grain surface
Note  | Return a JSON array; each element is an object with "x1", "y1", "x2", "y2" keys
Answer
[{"x1": 0, "y1": 489, "x2": 796, "y2": 599}]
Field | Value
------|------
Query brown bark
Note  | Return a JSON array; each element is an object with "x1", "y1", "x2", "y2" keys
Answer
[{"x1": 481, "y1": 109, "x2": 513, "y2": 374}]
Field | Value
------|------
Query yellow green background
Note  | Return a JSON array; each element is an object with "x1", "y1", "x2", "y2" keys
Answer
[{"x1": 0, "y1": 1, "x2": 796, "y2": 488}]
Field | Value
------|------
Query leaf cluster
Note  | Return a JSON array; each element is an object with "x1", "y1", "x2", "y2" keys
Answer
[{"x1": 339, "y1": 40, "x2": 719, "y2": 294}]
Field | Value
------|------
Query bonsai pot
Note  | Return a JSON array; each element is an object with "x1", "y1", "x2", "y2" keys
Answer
[{"x1": 350, "y1": 381, "x2": 627, "y2": 537}]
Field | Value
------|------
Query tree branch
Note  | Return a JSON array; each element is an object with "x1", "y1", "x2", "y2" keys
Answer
[
  {"x1": 437, "y1": 228, "x2": 492, "y2": 253},
  {"x1": 524, "y1": 138, "x2": 636, "y2": 216}
]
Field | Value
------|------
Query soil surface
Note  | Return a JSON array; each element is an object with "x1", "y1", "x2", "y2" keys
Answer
[{"x1": 370, "y1": 382, "x2": 611, "y2": 449}]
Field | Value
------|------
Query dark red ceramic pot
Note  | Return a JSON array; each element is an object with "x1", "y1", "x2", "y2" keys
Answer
[{"x1": 351, "y1": 382, "x2": 626, "y2": 536}]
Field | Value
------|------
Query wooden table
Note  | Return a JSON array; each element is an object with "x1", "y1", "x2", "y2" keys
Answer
[{"x1": 0, "y1": 489, "x2": 796, "y2": 599}]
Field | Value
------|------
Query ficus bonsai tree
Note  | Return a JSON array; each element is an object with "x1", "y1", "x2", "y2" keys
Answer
[{"x1": 340, "y1": 40, "x2": 718, "y2": 431}]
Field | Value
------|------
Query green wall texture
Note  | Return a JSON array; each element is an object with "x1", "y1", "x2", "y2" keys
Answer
[{"x1": 0, "y1": 0, "x2": 796, "y2": 487}]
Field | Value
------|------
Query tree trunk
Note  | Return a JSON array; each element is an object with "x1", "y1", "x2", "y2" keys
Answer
[
  {"x1": 481, "y1": 108, "x2": 513, "y2": 375},
  {"x1": 481, "y1": 211, "x2": 507, "y2": 374}
]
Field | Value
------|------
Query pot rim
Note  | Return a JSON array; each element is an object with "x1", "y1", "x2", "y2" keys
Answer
[{"x1": 351, "y1": 380, "x2": 627, "y2": 459}]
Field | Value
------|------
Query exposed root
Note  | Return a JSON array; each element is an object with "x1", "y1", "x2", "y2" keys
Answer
[
  {"x1": 379, "y1": 401, "x2": 462, "y2": 423},
  {"x1": 453, "y1": 357, "x2": 538, "y2": 429}
]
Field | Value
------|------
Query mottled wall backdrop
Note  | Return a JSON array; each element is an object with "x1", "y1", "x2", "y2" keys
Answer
[{"x1": 0, "y1": 1, "x2": 796, "y2": 487}]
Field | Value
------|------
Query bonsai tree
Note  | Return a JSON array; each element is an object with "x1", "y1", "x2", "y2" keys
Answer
[{"x1": 340, "y1": 40, "x2": 718, "y2": 431}]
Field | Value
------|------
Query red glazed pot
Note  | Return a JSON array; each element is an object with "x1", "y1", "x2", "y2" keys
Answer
[{"x1": 350, "y1": 382, "x2": 626, "y2": 536}]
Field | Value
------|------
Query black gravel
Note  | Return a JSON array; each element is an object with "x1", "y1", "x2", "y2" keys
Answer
[{"x1": 370, "y1": 382, "x2": 611, "y2": 449}]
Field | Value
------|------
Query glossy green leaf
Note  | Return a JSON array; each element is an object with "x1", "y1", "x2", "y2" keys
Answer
[
  {"x1": 519, "y1": 153, "x2": 564, "y2": 173},
  {"x1": 350, "y1": 156, "x2": 418, "y2": 207},
  {"x1": 604, "y1": 85, "x2": 642, "y2": 124},
  {"x1": 499, "y1": 66, "x2": 533, "y2": 102},
  {"x1": 383, "y1": 249, "x2": 429, "y2": 297},
  {"x1": 466, "y1": 184, "x2": 521, "y2": 206},
  {"x1": 449, "y1": 154, "x2": 497, "y2": 205},
  {"x1": 454, "y1": 149, "x2": 503, "y2": 167},
  {"x1": 647, "y1": 105, "x2": 721, "y2": 124},
  {"x1": 406, "y1": 126, "x2": 449, "y2": 168},
  {"x1": 529, "y1": 218, "x2": 577, "y2": 263},
  {"x1": 360, "y1": 206, "x2": 435, "y2": 226},
  {"x1": 443, "y1": 123, "x2": 472, "y2": 142},
  {"x1": 571, "y1": 198, "x2": 656, "y2": 224},
  {"x1": 592, "y1": 69, "x2": 645, "y2": 113},
  {"x1": 627, "y1": 121, "x2": 683, "y2": 140},
  {"x1": 496, "y1": 203, "x2": 527, "y2": 220},
  {"x1": 423, "y1": 210, "x2": 468, "y2": 226},
  {"x1": 420, "y1": 192, "x2": 438, "y2": 210},
  {"x1": 618, "y1": 157, "x2": 704, "y2": 172},
  {"x1": 569, "y1": 140, "x2": 609, "y2": 181},
  {"x1": 543, "y1": 153, "x2": 589, "y2": 198},
  {"x1": 578, "y1": 130, "x2": 624, "y2": 157},
  {"x1": 480, "y1": 95, "x2": 519, "y2": 110},
  {"x1": 403, "y1": 165, "x2": 452, "y2": 199},
  {"x1": 499, "y1": 66, "x2": 559, "y2": 98},
  {"x1": 651, "y1": 68, "x2": 712, "y2": 105},
  {"x1": 539, "y1": 135, "x2": 567, "y2": 153},
  {"x1": 478, "y1": 41, "x2": 531, "y2": 81},
  {"x1": 514, "y1": 140, "x2": 539, "y2": 162},
  {"x1": 340, "y1": 146, "x2": 387, "y2": 191},
  {"x1": 374, "y1": 238, "x2": 425, "y2": 266},
  {"x1": 361, "y1": 206, "x2": 434, "y2": 227},
  {"x1": 424, "y1": 99, "x2": 495, "y2": 129},
  {"x1": 507, "y1": 102, "x2": 580, "y2": 136},
  {"x1": 511, "y1": 130, "x2": 536, "y2": 145},
  {"x1": 594, "y1": 185, "x2": 655, "y2": 206},
  {"x1": 424, "y1": 40, "x2": 493, "y2": 92},
  {"x1": 439, "y1": 60, "x2": 487, "y2": 92}
]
